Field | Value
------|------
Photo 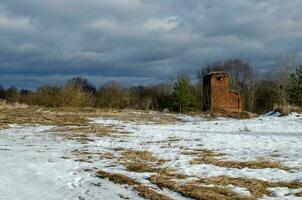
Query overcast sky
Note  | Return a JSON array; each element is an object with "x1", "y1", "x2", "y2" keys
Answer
[{"x1": 1, "y1": 0, "x2": 302, "y2": 88}]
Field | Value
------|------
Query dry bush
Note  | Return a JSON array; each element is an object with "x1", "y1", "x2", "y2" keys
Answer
[
  {"x1": 96, "y1": 170, "x2": 173, "y2": 200},
  {"x1": 185, "y1": 148, "x2": 289, "y2": 171},
  {"x1": 31, "y1": 83, "x2": 95, "y2": 108},
  {"x1": 31, "y1": 85, "x2": 61, "y2": 107},
  {"x1": 97, "y1": 81, "x2": 129, "y2": 109},
  {"x1": 200, "y1": 175, "x2": 302, "y2": 198},
  {"x1": 58, "y1": 83, "x2": 95, "y2": 107}
]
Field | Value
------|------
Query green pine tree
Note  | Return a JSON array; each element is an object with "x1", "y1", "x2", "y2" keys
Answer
[
  {"x1": 288, "y1": 65, "x2": 302, "y2": 106},
  {"x1": 173, "y1": 75, "x2": 194, "y2": 112}
]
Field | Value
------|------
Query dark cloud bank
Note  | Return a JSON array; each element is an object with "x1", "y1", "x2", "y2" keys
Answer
[{"x1": 1, "y1": 0, "x2": 302, "y2": 88}]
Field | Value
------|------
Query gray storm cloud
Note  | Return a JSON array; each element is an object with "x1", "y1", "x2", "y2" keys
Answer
[{"x1": 0, "y1": 0, "x2": 302, "y2": 88}]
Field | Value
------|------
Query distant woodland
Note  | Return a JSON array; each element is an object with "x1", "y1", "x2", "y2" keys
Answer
[{"x1": 1, "y1": 56, "x2": 302, "y2": 114}]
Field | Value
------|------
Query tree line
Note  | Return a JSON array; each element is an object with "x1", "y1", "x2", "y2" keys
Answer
[{"x1": 1, "y1": 58, "x2": 301, "y2": 114}]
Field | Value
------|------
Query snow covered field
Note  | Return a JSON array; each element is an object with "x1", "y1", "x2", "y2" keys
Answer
[{"x1": 1, "y1": 111, "x2": 302, "y2": 199}]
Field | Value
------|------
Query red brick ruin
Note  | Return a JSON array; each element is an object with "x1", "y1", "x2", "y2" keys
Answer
[{"x1": 203, "y1": 71, "x2": 243, "y2": 113}]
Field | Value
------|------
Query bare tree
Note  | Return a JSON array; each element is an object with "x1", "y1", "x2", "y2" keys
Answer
[
  {"x1": 97, "y1": 81, "x2": 127, "y2": 109},
  {"x1": 275, "y1": 52, "x2": 297, "y2": 105}
]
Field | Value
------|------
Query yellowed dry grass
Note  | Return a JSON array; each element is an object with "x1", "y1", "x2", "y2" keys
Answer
[
  {"x1": 96, "y1": 170, "x2": 173, "y2": 200},
  {"x1": 124, "y1": 162, "x2": 157, "y2": 173},
  {"x1": 0, "y1": 107, "x2": 89, "y2": 127},
  {"x1": 274, "y1": 104, "x2": 302, "y2": 115},
  {"x1": 183, "y1": 148, "x2": 225, "y2": 157},
  {"x1": 296, "y1": 192, "x2": 302, "y2": 197},
  {"x1": 0, "y1": 124, "x2": 8, "y2": 130},
  {"x1": 149, "y1": 173, "x2": 255, "y2": 200},
  {"x1": 185, "y1": 148, "x2": 289, "y2": 171},
  {"x1": 121, "y1": 149, "x2": 162, "y2": 163},
  {"x1": 200, "y1": 175, "x2": 302, "y2": 198},
  {"x1": 91, "y1": 109, "x2": 179, "y2": 124},
  {"x1": 119, "y1": 149, "x2": 166, "y2": 173},
  {"x1": 0, "y1": 105, "x2": 180, "y2": 132},
  {"x1": 0, "y1": 106, "x2": 115, "y2": 143},
  {"x1": 0, "y1": 101, "x2": 28, "y2": 109},
  {"x1": 70, "y1": 149, "x2": 115, "y2": 163},
  {"x1": 52, "y1": 124, "x2": 110, "y2": 134},
  {"x1": 72, "y1": 149, "x2": 114, "y2": 159}
]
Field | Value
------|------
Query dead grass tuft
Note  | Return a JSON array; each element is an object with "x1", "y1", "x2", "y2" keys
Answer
[
  {"x1": 296, "y1": 192, "x2": 302, "y2": 197},
  {"x1": 185, "y1": 148, "x2": 290, "y2": 171},
  {"x1": 183, "y1": 148, "x2": 225, "y2": 157},
  {"x1": 96, "y1": 170, "x2": 173, "y2": 200},
  {"x1": 52, "y1": 124, "x2": 112, "y2": 137},
  {"x1": 121, "y1": 150, "x2": 162, "y2": 163},
  {"x1": 149, "y1": 173, "x2": 255, "y2": 200},
  {"x1": 54, "y1": 131, "x2": 95, "y2": 143},
  {"x1": 120, "y1": 149, "x2": 166, "y2": 173},
  {"x1": 0, "y1": 124, "x2": 8, "y2": 130},
  {"x1": 158, "y1": 168, "x2": 189, "y2": 180},
  {"x1": 124, "y1": 162, "x2": 157, "y2": 173},
  {"x1": 71, "y1": 149, "x2": 115, "y2": 162},
  {"x1": 200, "y1": 175, "x2": 302, "y2": 198}
]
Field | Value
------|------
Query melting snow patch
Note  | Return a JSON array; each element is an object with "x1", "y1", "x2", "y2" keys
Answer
[{"x1": 1, "y1": 112, "x2": 302, "y2": 199}]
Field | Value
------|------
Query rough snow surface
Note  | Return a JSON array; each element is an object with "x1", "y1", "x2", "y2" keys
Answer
[
  {"x1": 1, "y1": 113, "x2": 302, "y2": 199},
  {"x1": 91, "y1": 113, "x2": 302, "y2": 199},
  {"x1": 0, "y1": 125, "x2": 144, "y2": 200}
]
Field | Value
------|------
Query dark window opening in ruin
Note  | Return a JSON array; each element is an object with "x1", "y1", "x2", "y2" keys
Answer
[{"x1": 216, "y1": 75, "x2": 223, "y2": 81}]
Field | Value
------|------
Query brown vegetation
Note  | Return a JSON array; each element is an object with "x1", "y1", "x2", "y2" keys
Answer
[
  {"x1": 0, "y1": 104, "x2": 180, "y2": 132},
  {"x1": 96, "y1": 110, "x2": 179, "y2": 124},
  {"x1": 52, "y1": 124, "x2": 112, "y2": 143},
  {"x1": 185, "y1": 148, "x2": 290, "y2": 171},
  {"x1": 96, "y1": 170, "x2": 173, "y2": 200},
  {"x1": 0, "y1": 124, "x2": 8, "y2": 130},
  {"x1": 149, "y1": 173, "x2": 254, "y2": 200},
  {"x1": 28, "y1": 82, "x2": 95, "y2": 107},
  {"x1": 119, "y1": 149, "x2": 166, "y2": 173},
  {"x1": 200, "y1": 175, "x2": 302, "y2": 198},
  {"x1": 274, "y1": 104, "x2": 302, "y2": 115},
  {"x1": 0, "y1": 107, "x2": 88, "y2": 127},
  {"x1": 71, "y1": 149, "x2": 115, "y2": 163}
]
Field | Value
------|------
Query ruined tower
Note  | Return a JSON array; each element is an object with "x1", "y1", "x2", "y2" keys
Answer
[{"x1": 203, "y1": 71, "x2": 243, "y2": 113}]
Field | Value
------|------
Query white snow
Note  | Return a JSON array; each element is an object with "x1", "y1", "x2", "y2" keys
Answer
[
  {"x1": 1, "y1": 112, "x2": 302, "y2": 199},
  {"x1": 0, "y1": 125, "x2": 144, "y2": 200},
  {"x1": 90, "y1": 113, "x2": 302, "y2": 199}
]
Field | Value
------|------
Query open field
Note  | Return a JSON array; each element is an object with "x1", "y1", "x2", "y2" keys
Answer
[{"x1": 0, "y1": 106, "x2": 302, "y2": 199}]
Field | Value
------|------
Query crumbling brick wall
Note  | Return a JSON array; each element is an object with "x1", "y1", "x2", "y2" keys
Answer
[{"x1": 203, "y1": 71, "x2": 243, "y2": 113}]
